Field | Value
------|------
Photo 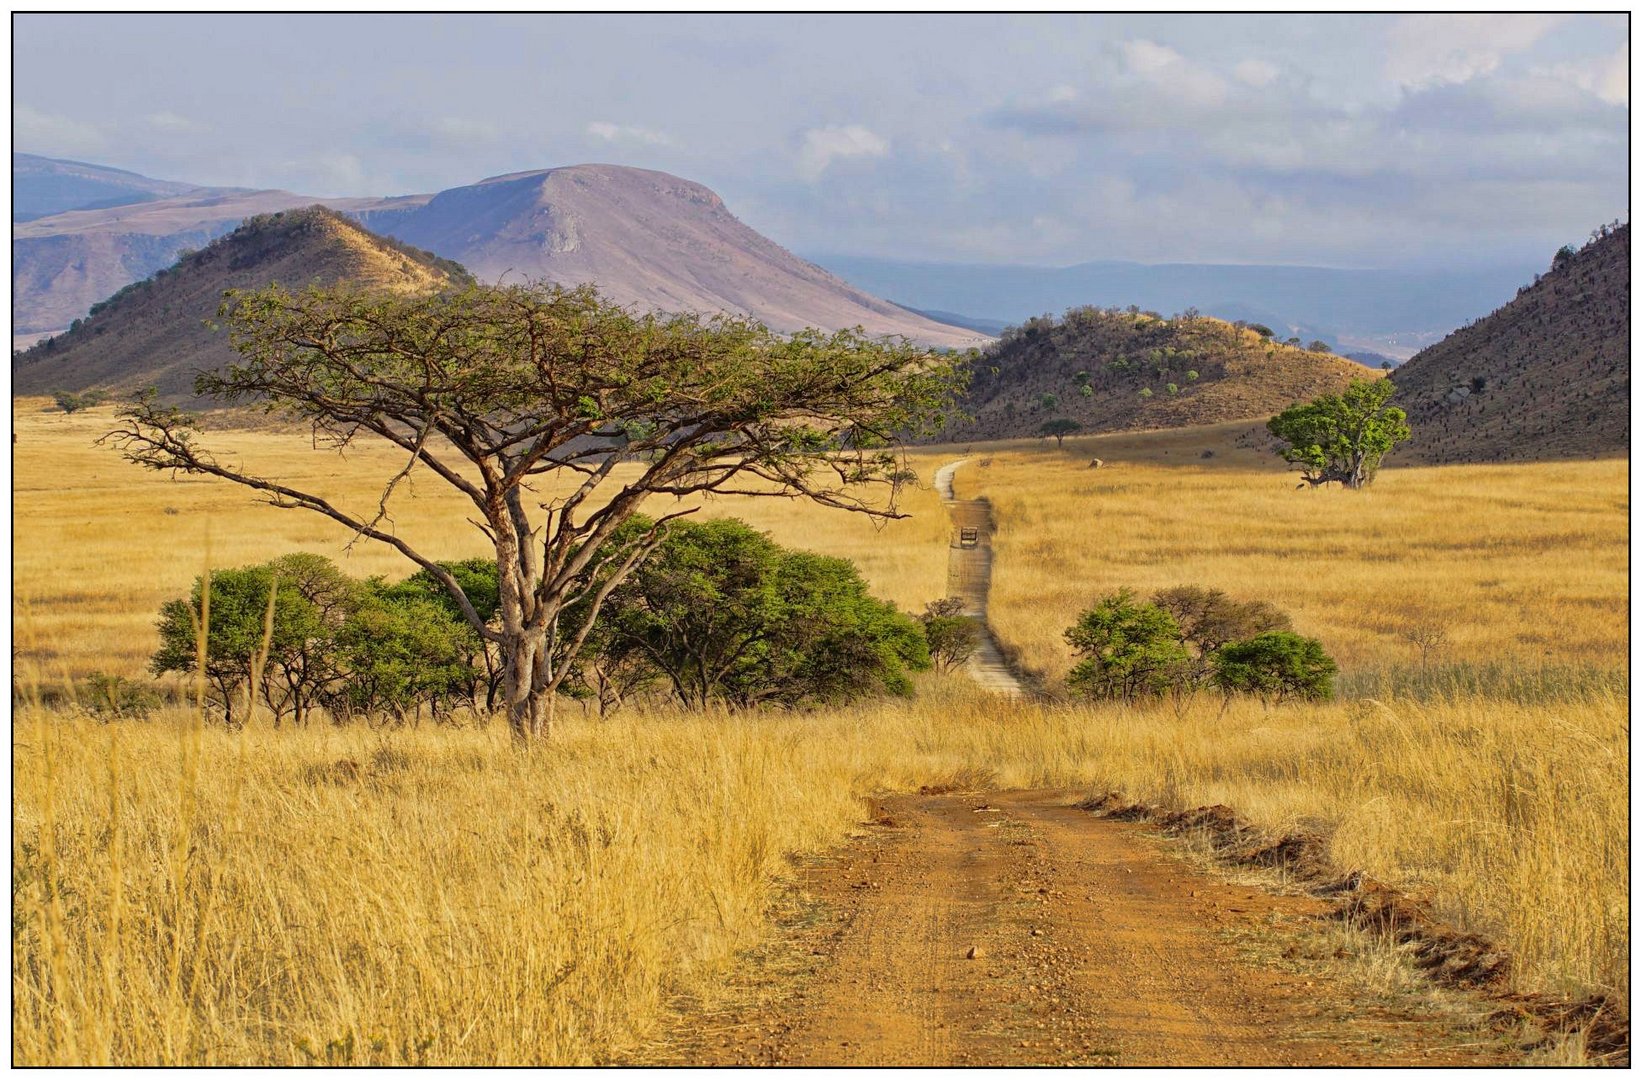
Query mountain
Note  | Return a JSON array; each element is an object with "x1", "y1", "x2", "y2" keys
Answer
[
  {"x1": 12, "y1": 207, "x2": 469, "y2": 400},
  {"x1": 811, "y1": 254, "x2": 1540, "y2": 360},
  {"x1": 937, "y1": 306, "x2": 1373, "y2": 442},
  {"x1": 1389, "y1": 225, "x2": 1629, "y2": 464},
  {"x1": 11, "y1": 180, "x2": 402, "y2": 339},
  {"x1": 13, "y1": 157, "x2": 979, "y2": 350},
  {"x1": 352, "y1": 164, "x2": 982, "y2": 349},
  {"x1": 12, "y1": 153, "x2": 204, "y2": 223}
]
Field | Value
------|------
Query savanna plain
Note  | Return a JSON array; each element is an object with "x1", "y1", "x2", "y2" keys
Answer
[{"x1": 11, "y1": 401, "x2": 1628, "y2": 1065}]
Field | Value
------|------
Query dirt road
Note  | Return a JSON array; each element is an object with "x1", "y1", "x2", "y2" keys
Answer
[
  {"x1": 933, "y1": 459, "x2": 1025, "y2": 697},
  {"x1": 638, "y1": 789, "x2": 1509, "y2": 1067}
]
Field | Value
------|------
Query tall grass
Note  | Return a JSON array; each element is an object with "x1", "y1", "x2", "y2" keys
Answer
[{"x1": 14, "y1": 676, "x2": 1627, "y2": 1064}]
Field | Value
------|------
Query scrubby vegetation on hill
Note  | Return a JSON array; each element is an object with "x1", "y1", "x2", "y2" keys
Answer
[
  {"x1": 12, "y1": 207, "x2": 472, "y2": 400},
  {"x1": 1390, "y1": 222, "x2": 1628, "y2": 464},
  {"x1": 938, "y1": 306, "x2": 1372, "y2": 441}
]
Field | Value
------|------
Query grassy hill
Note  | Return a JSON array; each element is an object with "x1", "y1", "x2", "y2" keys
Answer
[
  {"x1": 1389, "y1": 224, "x2": 1629, "y2": 464},
  {"x1": 938, "y1": 306, "x2": 1374, "y2": 442},
  {"x1": 12, "y1": 207, "x2": 471, "y2": 401}
]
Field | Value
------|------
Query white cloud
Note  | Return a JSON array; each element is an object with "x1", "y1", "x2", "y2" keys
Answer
[
  {"x1": 1119, "y1": 38, "x2": 1226, "y2": 107},
  {"x1": 14, "y1": 104, "x2": 105, "y2": 156},
  {"x1": 1385, "y1": 14, "x2": 1562, "y2": 88},
  {"x1": 1536, "y1": 42, "x2": 1629, "y2": 106},
  {"x1": 430, "y1": 116, "x2": 501, "y2": 144},
  {"x1": 144, "y1": 111, "x2": 207, "y2": 134},
  {"x1": 797, "y1": 124, "x2": 888, "y2": 181},
  {"x1": 1234, "y1": 59, "x2": 1280, "y2": 88},
  {"x1": 586, "y1": 120, "x2": 673, "y2": 147}
]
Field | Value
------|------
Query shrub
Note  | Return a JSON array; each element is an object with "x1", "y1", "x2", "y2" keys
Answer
[
  {"x1": 1211, "y1": 632, "x2": 1336, "y2": 704},
  {"x1": 1138, "y1": 387, "x2": 1153, "y2": 399},
  {"x1": 920, "y1": 598, "x2": 979, "y2": 673},
  {"x1": 1152, "y1": 585, "x2": 1291, "y2": 682},
  {"x1": 1065, "y1": 590, "x2": 1190, "y2": 702}
]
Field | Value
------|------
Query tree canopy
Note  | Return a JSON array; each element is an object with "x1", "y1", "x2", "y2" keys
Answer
[
  {"x1": 1266, "y1": 378, "x2": 1410, "y2": 489},
  {"x1": 111, "y1": 281, "x2": 965, "y2": 738}
]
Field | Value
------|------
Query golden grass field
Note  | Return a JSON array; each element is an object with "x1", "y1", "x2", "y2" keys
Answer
[{"x1": 11, "y1": 401, "x2": 1630, "y2": 1064}]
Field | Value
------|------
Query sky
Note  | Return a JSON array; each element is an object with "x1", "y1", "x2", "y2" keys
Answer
[{"x1": 12, "y1": 13, "x2": 1631, "y2": 271}]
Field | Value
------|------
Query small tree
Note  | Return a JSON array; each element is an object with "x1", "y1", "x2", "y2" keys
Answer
[
  {"x1": 919, "y1": 597, "x2": 979, "y2": 673},
  {"x1": 328, "y1": 586, "x2": 481, "y2": 724},
  {"x1": 1308, "y1": 340, "x2": 1332, "y2": 354},
  {"x1": 1038, "y1": 418, "x2": 1082, "y2": 448},
  {"x1": 110, "y1": 281, "x2": 963, "y2": 740},
  {"x1": 1152, "y1": 586, "x2": 1291, "y2": 683},
  {"x1": 52, "y1": 389, "x2": 106, "y2": 414},
  {"x1": 1267, "y1": 378, "x2": 1411, "y2": 489},
  {"x1": 1065, "y1": 590, "x2": 1190, "y2": 702},
  {"x1": 1211, "y1": 632, "x2": 1336, "y2": 704}
]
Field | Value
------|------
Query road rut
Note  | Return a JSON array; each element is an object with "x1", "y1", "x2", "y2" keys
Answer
[{"x1": 637, "y1": 789, "x2": 1509, "y2": 1067}]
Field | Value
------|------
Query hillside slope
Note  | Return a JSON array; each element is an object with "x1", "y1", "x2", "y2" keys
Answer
[
  {"x1": 354, "y1": 164, "x2": 984, "y2": 349},
  {"x1": 938, "y1": 307, "x2": 1373, "y2": 442},
  {"x1": 12, "y1": 187, "x2": 409, "y2": 337},
  {"x1": 12, "y1": 207, "x2": 468, "y2": 400},
  {"x1": 1389, "y1": 225, "x2": 1629, "y2": 463}
]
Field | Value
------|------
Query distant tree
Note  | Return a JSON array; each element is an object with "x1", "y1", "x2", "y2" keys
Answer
[
  {"x1": 1038, "y1": 392, "x2": 1059, "y2": 410},
  {"x1": 919, "y1": 598, "x2": 979, "y2": 673},
  {"x1": 1138, "y1": 387, "x2": 1154, "y2": 399},
  {"x1": 52, "y1": 389, "x2": 106, "y2": 414},
  {"x1": 1073, "y1": 370, "x2": 1090, "y2": 384},
  {"x1": 1249, "y1": 324, "x2": 1275, "y2": 339},
  {"x1": 1307, "y1": 340, "x2": 1332, "y2": 354},
  {"x1": 1065, "y1": 590, "x2": 1190, "y2": 702},
  {"x1": 1380, "y1": 361, "x2": 1394, "y2": 371},
  {"x1": 1166, "y1": 383, "x2": 1179, "y2": 395},
  {"x1": 1553, "y1": 244, "x2": 1578, "y2": 268},
  {"x1": 1185, "y1": 370, "x2": 1199, "y2": 381},
  {"x1": 1079, "y1": 384, "x2": 1095, "y2": 397},
  {"x1": 1266, "y1": 379, "x2": 1411, "y2": 489},
  {"x1": 1211, "y1": 632, "x2": 1336, "y2": 704},
  {"x1": 1038, "y1": 418, "x2": 1083, "y2": 448},
  {"x1": 109, "y1": 281, "x2": 962, "y2": 740}
]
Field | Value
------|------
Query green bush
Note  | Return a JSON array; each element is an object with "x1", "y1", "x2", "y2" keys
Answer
[
  {"x1": 1065, "y1": 590, "x2": 1190, "y2": 702},
  {"x1": 1211, "y1": 632, "x2": 1336, "y2": 704}
]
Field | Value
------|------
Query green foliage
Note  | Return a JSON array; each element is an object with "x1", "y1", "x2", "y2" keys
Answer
[
  {"x1": 1038, "y1": 392, "x2": 1059, "y2": 410},
  {"x1": 52, "y1": 389, "x2": 106, "y2": 413},
  {"x1": 1138, "y1": 387, "x2": 1153, "y2": 399},
  {"x1": 919, "y1": 598, "x2": 979, "y2": 673},
  {"x1": 330, "y1": 586, "x2": 480, "y2": 722},
  {"x1": 1185, "y1": 370, "x2": 1199, "y2": 381},
  {"x1": 1211, "y1": 632, "x2": 1336, "y2": 703},
  {"x1": 1079, "y1": 384, "x2": 1094, "y2": 398},
  {"x1": 1064, "y1": 590, "x2": 1190, "y2": 702},
  {"x1": 1249, "y1": 323, "x2": 1275, "y2": 339},
  {"x1": 1266, "y1": 378, "x2": 1411, "y2": 489},
  {"x1": 1037, "y1": 418, "x2": 1082, "y2": 447},
  {"x1": 1152, "y1": 586, "x2": 1291, "y2": 682},
  {"x1": 599, "y1": 518, "x2": 927, "y2": 709},
  {"x1": 1308, "y1": 340, "x2": 1332, "y2": 354},
  {"x1": 1166, "y1": 383, "x2": 1179, "y2": 395}
]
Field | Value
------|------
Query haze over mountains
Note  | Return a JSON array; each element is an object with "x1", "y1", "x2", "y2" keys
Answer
[
  {"x1": 12, "y1": 154, "x2": 979, "y2": 351},
  {"x1": 814, "y1": 255, "x2": 1541, "y2": 362}
]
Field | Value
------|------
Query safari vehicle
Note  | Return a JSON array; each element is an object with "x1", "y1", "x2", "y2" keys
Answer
[{"x1": 959, "y1": 526, "x2": 980, "y2": 548}]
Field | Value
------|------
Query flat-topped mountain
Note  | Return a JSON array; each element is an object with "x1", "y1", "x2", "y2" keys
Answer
[
  {"x1": 14, "y1": 155, "x2": 980, "y2": 350},
  {"x1": 937, "y1": 306, "x2": 1374, "y2": 442},
  {"x1": 1390, "y1": 225, "x2": 1629, "y2": 463},
  {"x1": 12, "y1": 152, "x2": 203, "y2": 223},
  {"x1": 12, "y1": 207, "x2": 468, "y2": 400},
  {"x1": 354, "y1": 164, "x2": 982, "y2": 348}
]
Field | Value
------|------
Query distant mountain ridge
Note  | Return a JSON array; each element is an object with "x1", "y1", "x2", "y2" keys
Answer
[
  {"x1": 12, "y1": 152, "x2": 204, "y2": 222},
  {"x1": 12, "y1": 155, "x2": 983, "y2": 350},
  {"x1": 812, "y1": 253, "x2": 1541, "y2": 359},
  {"x1": 12, "y1": 207, "x2": 469, "y2": 399},
  {"x1": 1389, "y1": 225, "x2": 1629, "y2": 463}
]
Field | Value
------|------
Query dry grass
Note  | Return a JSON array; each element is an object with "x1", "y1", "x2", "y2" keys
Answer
[
  {"x1": 948, "y1": 423, "x2": 1627, "y2": 681},
  {"x1": 11, "y1": 402, "x2": 1629, "y2": 1065},
  {"x1": 12, "y1": 400, "x2": 949, "y2": 682}
]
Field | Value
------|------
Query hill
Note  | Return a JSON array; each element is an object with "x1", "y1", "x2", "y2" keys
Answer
[
  {"x1": 813, "y1": 253, "x2": 1539, "y2": 361},
  {"x1": 12, "y1": 207, "x2": 469, "y2": 400},
  {"x1": 354, "y1": 164, "x2": 982, "y2": 349},
  {"x1": 936, "y1": 306, "x2": 1374, "y2": 442},
  {"x1": 12, "y1": 152, "x2": 203, "y2": 223},
  {"x1": 1389, "y1": 225, "x2": 1629, "y2": 464},
  {"x1": 12, "y1": 184, "x2": 405, "y2": 340}
]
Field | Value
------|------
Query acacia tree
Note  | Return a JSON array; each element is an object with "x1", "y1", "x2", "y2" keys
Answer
[
  {"x1": 1037, "y1": 418, "x2": 1082, "y2": 448},
  {"x1": 1266, "y1": 378, "x2": 1410, "y2": 489},
  {"x1": 110, "y1": 282, "x2": 963, "y2": 740}
]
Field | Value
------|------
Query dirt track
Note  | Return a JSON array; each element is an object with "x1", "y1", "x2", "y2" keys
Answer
[
  {"x1": 638, "y1": 789, "x2": 1510, "y2": 1067},
  {"x1": 934, "y1": 459, "x2": 1025, "y2": 697}
]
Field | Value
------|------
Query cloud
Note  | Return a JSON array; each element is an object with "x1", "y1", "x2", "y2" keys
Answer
[
  {"x1": 1384, "y1": 14, "x2": 1562, "y2": 88},
  {"x1": 586, "y1": 120, "x2": 674, "y2": 147},
  {"x1": 1120, "y1": 38, "x2": 1227, "y2": 107},
  {"x1": 430, "y1": 116, "x2": 501, "y2": 144},
  {"x1": 1234, "y1": 59, "x2": 1280, "y2": 88},
  {"x1": 143, "y1": 111, "x2": 207, "y2": 134},
  {"x1": 14, "y1": 104, "x2": 105, "y2": 156},
  {"x1": 1536, "y1": 42, "x2": 1629, "y2": 106},
  {"x1": 797, "y1": 124, "x2": 888, "y2": 180}
]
